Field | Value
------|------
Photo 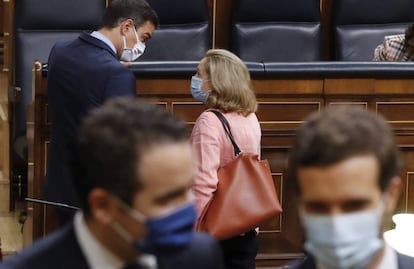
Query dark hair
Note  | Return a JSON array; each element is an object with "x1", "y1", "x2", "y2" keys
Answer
[
  {"x1": 287, "y1": 106, "x2": 402, "y2": 193},
  {"x1": 101, "y1": 0, "x2": 159, "y2": 29},
  {"x1": 71, "y1": 97, "x2": 188, "y2": 216},
  {"x1": 404, "y1": 23, "x2": 414, "y2": 59}
]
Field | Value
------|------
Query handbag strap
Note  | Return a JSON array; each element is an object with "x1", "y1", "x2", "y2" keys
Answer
[{"x1": 210, "y1": 110, "x2": 242, "y2": 156}]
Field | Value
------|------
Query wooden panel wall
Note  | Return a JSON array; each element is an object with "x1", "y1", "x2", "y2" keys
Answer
[
  {"x1": 0, "y1": 0, "x2": 3, "y2": 66},
  {"x1": 0, "y1": 0, "x2": 12, "y2": 214},
  {"x1": 27, "y1": 68, "x2": 414, "y2": 268}
]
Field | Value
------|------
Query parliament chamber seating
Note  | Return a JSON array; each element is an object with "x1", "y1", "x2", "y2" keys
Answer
[
  {"x1": 3, "y1": 0, "x2": 414, "y2": 268},
  {"x1": 134, "y1": 0, "x2": 211, "y2": 77},
  {"x1": 332, "y1": 0, "x2": 414, "y2": 60},
  {"x1": 231, "y1": 0, "x2": 322, "y2": 62}
]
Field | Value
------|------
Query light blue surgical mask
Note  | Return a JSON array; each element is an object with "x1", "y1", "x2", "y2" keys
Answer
[
  {"x1": 300, "y1": 205, "x2": 384, "y2": 269},
  {"x1": 191, "y1": 76, "x2": 210, "y2": 103},
  {"x1": 112, "y1": 202, "x2": 197, "y2": 255}
]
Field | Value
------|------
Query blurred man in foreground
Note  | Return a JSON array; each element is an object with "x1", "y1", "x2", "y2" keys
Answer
[
  {"x1": 1, "y1": 97, "x2": 223, "y2": 269},
  {"x1": 286, "y1": 106, "x2": 414, "y2": 269}
]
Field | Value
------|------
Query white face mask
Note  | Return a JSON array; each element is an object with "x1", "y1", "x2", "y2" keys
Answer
[
  {"x1": 300, "y1": 205, "x2": 384, "y2": 269},
  {"x1": 120, "y1": 26, "x2": 145, "y2": 62}
]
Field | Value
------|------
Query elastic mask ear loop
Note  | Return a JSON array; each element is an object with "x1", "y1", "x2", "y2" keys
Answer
[
  {"x1": 110, "y1": 196, "x2": 147, "y2": 245},
  {"x1": 133, "y1": 26, "x2": 140, "y2": 44},
  {"x1": 114, "y1": 195, "x2": 147, "y2": 224},
  {"x1": 122, "y1": 35, "x2": 128, "y2": 49},
  {"x1": 112, "y1": 221, "x2": 134, "y2": 243}
]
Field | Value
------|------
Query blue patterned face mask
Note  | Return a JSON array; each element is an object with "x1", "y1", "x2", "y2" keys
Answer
[
  {"x1": 113, "y1": 202, "x2": 197, "y2": 255},
  {"x1": 190, "y1": 76, "x2": 210, "y2": 103}
]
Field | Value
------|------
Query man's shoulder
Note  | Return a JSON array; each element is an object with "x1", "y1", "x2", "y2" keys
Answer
[
  {"x1": 183, "y1": 232, "x2": 224, "y2": 267},
  {"x1": 397, "y1": 252, "x2": 414, "y2": 269},
  {"x1": 191, "y1": 231, "x2": 219, "y2": 246},
  {"x1": 157, "y1": 232, "x2": 224, "y2": 269},
  {"x1": 50, "y1": 33, "x2": 117, "y2": 62},
  {"x1": 0, "y1": 224, "x2": 87, "y2": 269},
  {"x1": 183, "y1": 232, "x2": 221, "y2": 257}
]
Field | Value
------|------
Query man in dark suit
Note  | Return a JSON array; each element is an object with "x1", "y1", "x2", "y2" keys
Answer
[
  {"x1": 44, "y1": 0, "x2": 159, "y2": 225},
  {"x1": 285, "y1": 106, "x2": 414, "y2": 269},
  {"x1": 1, "y1": 97, "x2": 224, "y2": 269}
]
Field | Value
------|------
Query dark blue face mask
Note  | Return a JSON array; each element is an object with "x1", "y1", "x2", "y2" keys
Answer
[{"x1": 112, "y1": 202, "x2": 197, "y2": 255}]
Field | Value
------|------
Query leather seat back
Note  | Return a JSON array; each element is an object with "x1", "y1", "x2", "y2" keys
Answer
[
  {"x1": 231, "y1": 0, "x2": 322, "y2": 62},
  {"x1": 13, "y1": 0, "x2": 105, "y2": 139},
  {"x1": 333, "y1": 0, "x2": 414, "y2": 60},
  {"x1": 139, "y1": 0, "x2": 211, "y2": 61}
]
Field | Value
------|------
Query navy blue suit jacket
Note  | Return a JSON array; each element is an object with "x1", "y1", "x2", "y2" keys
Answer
[
  {"x1": 0, "y1": 223, "x2": 224, "y2": 269},
  {"x1": 44, "y1": 33, "x2": 136, "y2": 209},
  {"x1": 285, "y1": 252, "x2": 414, "y2": 269}
]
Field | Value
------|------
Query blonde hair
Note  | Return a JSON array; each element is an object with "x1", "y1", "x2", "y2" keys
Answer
[{"x1": 204, "y1": 49, "x2": 257, "y2": 115}]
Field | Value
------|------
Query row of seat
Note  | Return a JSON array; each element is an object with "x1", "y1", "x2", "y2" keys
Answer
[
  {"x1": 233, "y1": 0, "x2": 414, "y2": 62},
  {"x1": 332, "y1": 0, "x2": 414, "y2": 61},
  {"x1": 130, "y1": 61, "x2": 414, "y2": 79},
  {"x1": 15, "y1": 0, "x2": 414, "y2": 125},
  {"x1": 8, "y1": 0, "x2": 414, "y2": 197}
]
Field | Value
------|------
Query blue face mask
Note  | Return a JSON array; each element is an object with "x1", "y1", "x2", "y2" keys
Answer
[
  {"x1": 300, "y1": 205, "x2": 384, "y2": 269},
  {"x1": 112, "y1": 202, "x2": 197, "y2": 255},
  {"x1": 191, "y1": 76, "x2": 210, "y2": 103}
]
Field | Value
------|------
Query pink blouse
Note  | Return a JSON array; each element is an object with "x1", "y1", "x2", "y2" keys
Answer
[{"x1": 190, "y1": 109, "x2": 261, "y2": 217}]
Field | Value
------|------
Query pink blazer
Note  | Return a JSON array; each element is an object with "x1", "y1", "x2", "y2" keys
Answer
[{"x1": 190, "y1": 109, "x2": 261, "y2": 216}]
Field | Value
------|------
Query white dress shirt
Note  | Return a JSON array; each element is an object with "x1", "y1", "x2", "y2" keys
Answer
[
  {"x1": 74, "y1": 212, "x2": 124, "y2": 269},
  {"x1": 74, "y1": 212, "x2": 157, "y2": 269}
]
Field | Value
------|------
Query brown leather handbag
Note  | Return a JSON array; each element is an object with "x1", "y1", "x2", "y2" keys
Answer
[{"x1": 196, "y1": 111, "x2": 282, "y2": 240}]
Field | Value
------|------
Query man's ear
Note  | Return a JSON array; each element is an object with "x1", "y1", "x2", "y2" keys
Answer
[
  {"x1": 120, "y1": 19, "x2": 134, "y2": 36},
  {"x1": 384, "y1": 176, "x2": 402, "y2": 214},
  {"x1": 89, "y1": 188, "x2": 118, "y2": 225}
]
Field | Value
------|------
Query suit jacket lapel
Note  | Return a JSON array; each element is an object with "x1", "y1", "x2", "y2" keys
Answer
[{"x1": 60, "y1": 224, "x2": 90, "y2": 269}]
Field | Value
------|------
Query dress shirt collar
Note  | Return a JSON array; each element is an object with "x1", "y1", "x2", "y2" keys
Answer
[
  {"x1": 74, "y1": 211, "x2": 124, "y2": 269},
  {"x1": 74, "y1": 212, "x2": 158, "y2": 269},
  {"x1": 91, "y1": 31, "x2": 117, "y2": 54}
]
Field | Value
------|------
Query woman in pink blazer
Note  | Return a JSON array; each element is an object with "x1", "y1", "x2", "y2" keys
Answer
[{"x1": 190, "y1": 49, "x2": 261, "y2": 269}]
